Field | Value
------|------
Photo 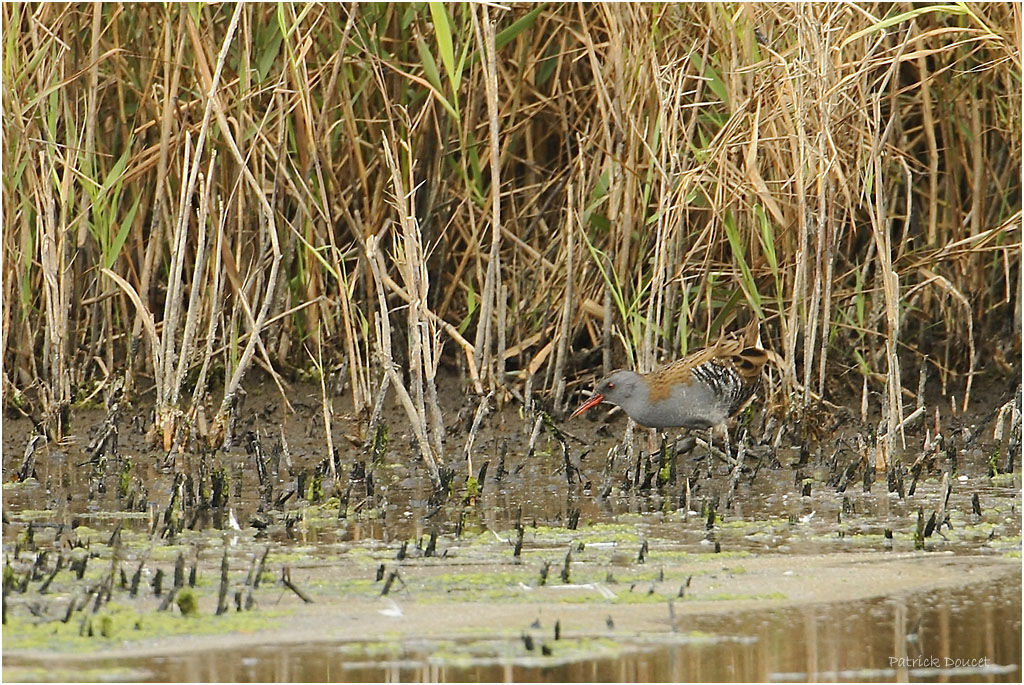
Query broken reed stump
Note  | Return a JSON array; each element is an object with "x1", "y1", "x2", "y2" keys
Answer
[
  {"x1": 281, "y1": 567, "x2": 313, "y2": 603},
  {"x1": 216, "y1": 549, "x2": 230, "y2": 615}
]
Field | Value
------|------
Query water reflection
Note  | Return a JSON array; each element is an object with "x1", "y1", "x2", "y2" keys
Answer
[{"x1": 11, "y1": 576, "x2": 1015, "y2": 683}]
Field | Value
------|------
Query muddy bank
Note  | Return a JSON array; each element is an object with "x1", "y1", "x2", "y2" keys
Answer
[
  {"x1": 2, "y1": 552, "x2": 1019, "y2": 682},
  {"x1": 5, "y1": 552, "x2": 1018, "y2": 662}
]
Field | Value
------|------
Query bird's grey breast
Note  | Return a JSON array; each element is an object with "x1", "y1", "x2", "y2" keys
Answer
[{"x1": 628, "y1": 374, "x2": 723, "y2": 429}]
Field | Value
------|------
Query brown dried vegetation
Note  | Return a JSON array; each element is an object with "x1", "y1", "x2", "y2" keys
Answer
[{"x1": 2, "y1": 4, "x2": 1020, "y2": 467}]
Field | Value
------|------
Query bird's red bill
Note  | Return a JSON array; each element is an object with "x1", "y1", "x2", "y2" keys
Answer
[{"x1": 569, "y1": 393, "x2": 605, "y2": 419}]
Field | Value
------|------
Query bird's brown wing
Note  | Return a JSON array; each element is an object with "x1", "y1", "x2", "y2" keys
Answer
[{"x1": 649, "y1": 322, "x2": 768, "y2": 389}]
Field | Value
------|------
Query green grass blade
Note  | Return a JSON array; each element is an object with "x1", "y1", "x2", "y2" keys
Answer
[
  {"x1": 428, "y1": 2, "x2": 459, "y2": 92},
  {"x1": 580, "y1": 228, "x2": 635, "y2": 369},
  {"x1": 708, "y1": 287, "x2": 745, "y2": 339},
  {"x1": 495, "y1": 4, "x2": 546, "y2": 50},
  {"x1": 416, "y1": 35, "x2": 444, "y2": 93},
  {"x1": 840, "y1": 4, "x2": 968, "y2": 47},
  {"x1": 692, "y1": 53, "x2": 728, "y2": 109},
  {"x1": 754, "y1": 204, "x2": 784, "y2": 317},
  {"x1": 104, "y1": 194, "x2": 140, "y2": 270},
  {"x1": 723, "y1": 210, "x2": 763, "y2": 318}
]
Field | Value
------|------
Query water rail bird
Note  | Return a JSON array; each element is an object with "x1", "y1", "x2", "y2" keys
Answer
[{"x1": 570, "y1": 322, "x2": 768, "y2": 430}]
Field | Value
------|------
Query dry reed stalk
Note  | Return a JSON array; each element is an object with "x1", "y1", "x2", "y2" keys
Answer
[
  {"x1": 462, "y1": 391, "x2": 493, "y2": 478},
  {"x1": 363, "y1": 53, "x2": 444, "y2": 484},
  {"x1": 867, "y1": 147, "x2": 903, "y2": 470},
  {"x1": 496, "y1": 283, "x2": 508, "y2": 393},
  {"x1": 37, "y1": 151, "x2": 71, "y2": 439},
  {"x1": 550, "y1": 184, "x2": 575, "y2": 414},
  {"x1": 155, "y1": 134, "x2": 196, "y2": 448},
  {"x1": 194, "y1": 9, "x2": 285, "y2": 444},
  {"x1": 171, "y1": 162, "x2": 215, "y2": 410},
  {"x1": 365, "y1": 230, "x2": 441, "y2": 489},
  {"x1": 362, "y1": 251, "x2": 482, "y2": 388},
  {"x1": 805, "y1": 6, "x2": 835, "y2": 400},
  {"x1": 78, "y1": 2, "x2": 101, "y2": 258},
  {"x1": 471, "y1": 4, "x2": 505, "y2": 391},
  {"x1": 124, "y1": 10, "x2": 184, "y2": 398},
  {"x1": 312, "y1": 336, "x2": 337, "y2": 482},
  {"x1": 336, "y1": 257, "x2": 371, "y2": 416},
  {"x1": 639, "y1": 29, "x2": 671, "y2": 378},
  {"x1": 188, "y1": 201, "x2": 227, "y2": 418}
]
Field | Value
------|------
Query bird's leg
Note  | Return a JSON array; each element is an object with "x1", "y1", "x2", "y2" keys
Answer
[
  {"x1": 646, "y1": 428, "x2": 659, "y2": 458},
  {"x1": 700, "y1": 426, "x2": 735, "y2": 468},
  {"x1": 704, "y1": 426, "x2": 716, "y2": 479},
  {"x1": 656, "y1": 433, "x2": 670, "y2": 488}
]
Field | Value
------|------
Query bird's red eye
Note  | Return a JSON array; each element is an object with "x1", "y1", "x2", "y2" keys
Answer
[{"x1": 607, "y1": 382, "x2": 615, "y2": 389}]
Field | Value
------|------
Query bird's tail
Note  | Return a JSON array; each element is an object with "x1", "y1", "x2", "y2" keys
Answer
[{"x1": 730, "y1": 319, "x2": 769, "y2": 380}]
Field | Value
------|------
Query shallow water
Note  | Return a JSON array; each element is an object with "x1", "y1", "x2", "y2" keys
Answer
[{"x1": 6, "y1": 577, "x2": 1017, "y2": 682}]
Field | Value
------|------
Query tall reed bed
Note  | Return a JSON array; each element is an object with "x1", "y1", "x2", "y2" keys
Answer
[{"x1": 3, "y1": 3, "x2": 1020, "y2": 472}]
